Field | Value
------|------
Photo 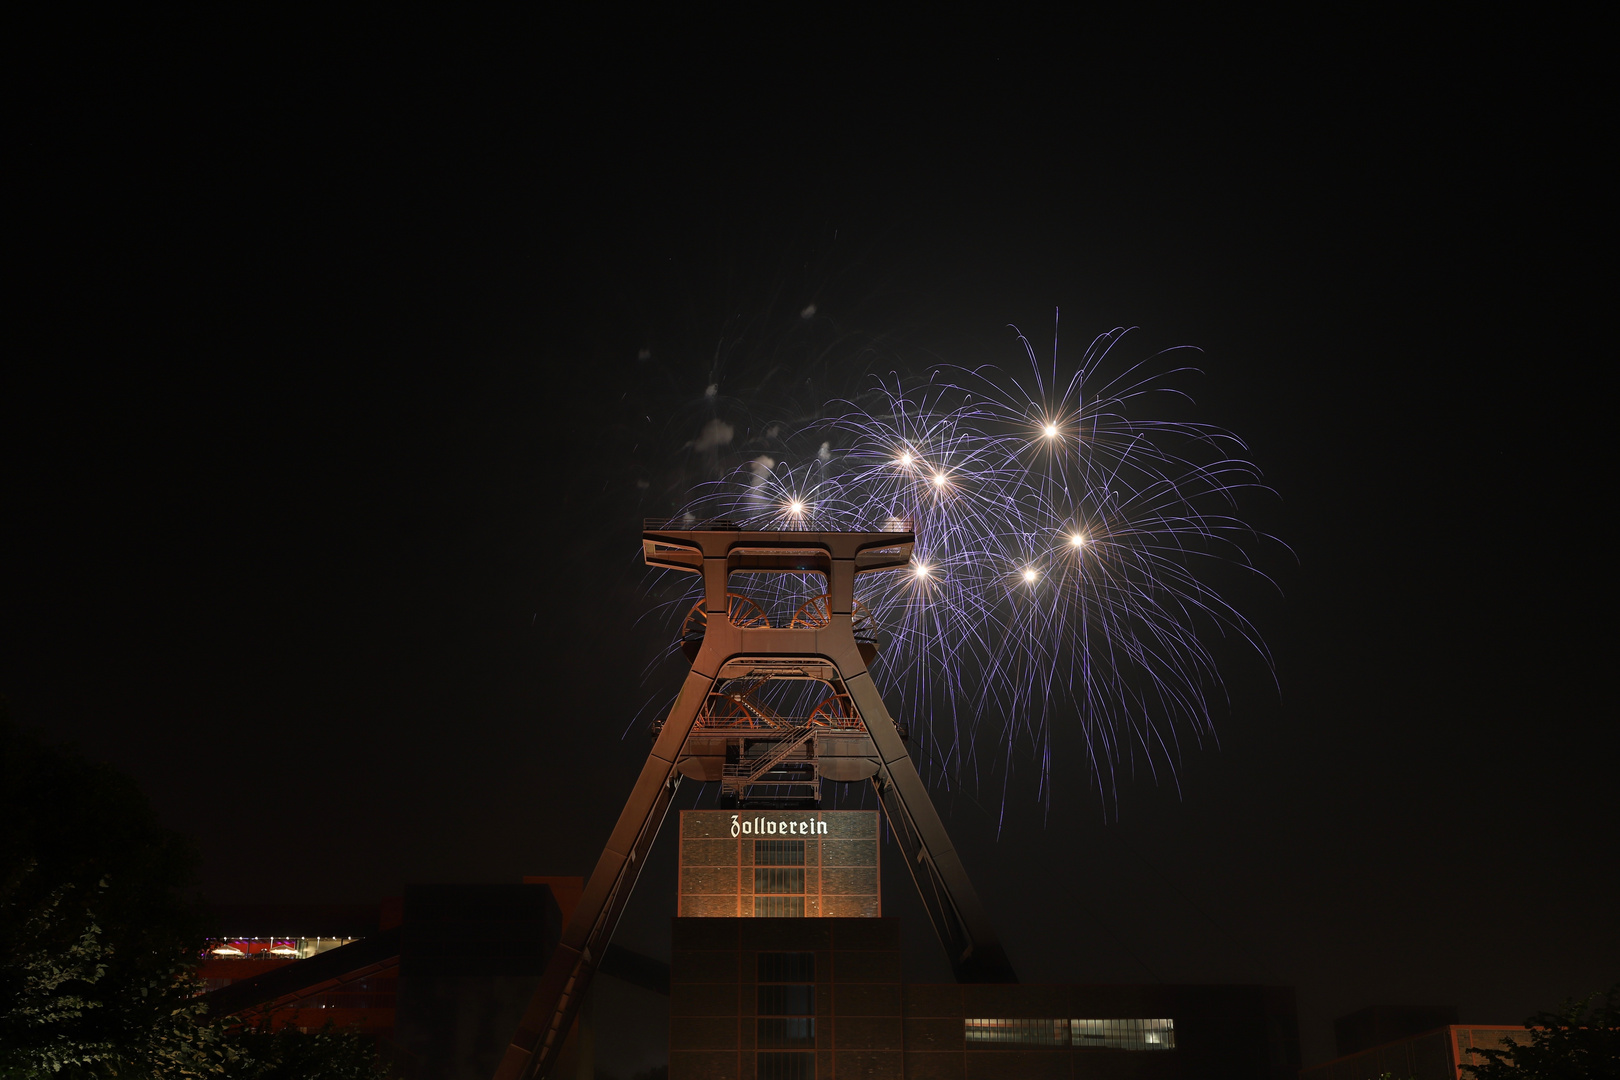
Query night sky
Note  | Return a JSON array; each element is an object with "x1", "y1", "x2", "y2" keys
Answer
[{"x1": 7, "y1": 12, "x2": 1611, "y2": 1075}]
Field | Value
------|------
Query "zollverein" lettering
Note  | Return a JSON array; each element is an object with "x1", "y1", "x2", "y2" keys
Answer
[{"x1": 730, "y1": 814, "x2": 828, "y2": 838}]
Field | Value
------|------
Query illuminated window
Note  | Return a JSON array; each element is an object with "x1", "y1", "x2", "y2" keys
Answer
[
  {"x1": 754, "y1": 895, "x2": 805, "y2": 916},
  {"x1": 202, "y1": 936, "x2": 360, "y2": 961},
  {"x1": 1071, "y1": 1018, "x2": 1176, "y2": 1050},
  {"x1": 754, "y1": 868, "x2": 806, "y2": 893},
  {"x1": 963, "y1": 1018, "x2": 1068, "y2": 1046},
  {"x1": 962, "y1": 1017, "x2": 1175, "y2": 1050},
  {"x1": 756, "y1": 839, "x2": 805, "y2": 865},
  {"x1": 758, "y1": 953, "x2": 815, "y2": 1078}
]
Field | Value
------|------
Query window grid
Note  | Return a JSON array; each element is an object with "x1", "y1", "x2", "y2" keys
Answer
[
  {"x1": 755, "y1": 839, "x2": 806, "y2": 866},
  {"x1": 962, "y1": 1017, "x2": 1175, "y2": 1050},
  {"x1": 757, "y1": 952, "x2": 815, "y2": 983},
  {"x1": 753, "y1": 839, "x2": 806, "y2": 919},
  {"x1": 757, "y1": 953, "x2": 816, "y2": 1079},
  {"x1": 758, "y1": 984, "x2": 815, "y2": 1016},
  {"x1": 1071, "y1": 1018, "x2": 1175, "y2": 1050},
  {"x1": 963, "y1": 1018, "x2": 1068, "y2": 1046},
  {"x1": 754, "y1": 867, "x2": 806, "y2": 894},
  {"x1": 757, "y1": 1017, "x2": 816, "y2": 1049},
  {"x1": 754, "y1": 895, "x2": 805, "y2": 917},
  {"x1": 757, "y1": 1051, "x2": 815, "y2": 1080}
]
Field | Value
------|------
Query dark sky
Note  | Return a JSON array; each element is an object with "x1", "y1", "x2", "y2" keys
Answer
[{"x1": 7, "y1": 11, "x2": 1611, "y2": 1073}]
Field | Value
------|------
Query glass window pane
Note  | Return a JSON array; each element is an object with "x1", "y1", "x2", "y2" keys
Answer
[
  {"x1": 755, "y1": 839, "x2": 806, "y2": 865},
  {"x1": 758, "y1": 1017, "x2": 816, "y2": 1049},
  {"x1": 754, "y1": 895, "x2": 806, "y2": 917},
  {"x1": 754, "y1": 867, "x2": 806, "y2": 894},
  {"x1": 960, "y1": 1018, "x2": 1175, "y2": 1050},
  {"x1": 963, "y1": 1018, "x2": 1067, "y2": 1046},
  {"x1": 1070, "y1": 1018, "x2": 1176, "y2": 1050},
  {"x1": 759, "y1": 984, "x2": 816, "y2": 1015}
]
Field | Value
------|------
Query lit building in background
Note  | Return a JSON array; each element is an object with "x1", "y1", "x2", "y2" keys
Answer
[
  {"x1": 199, "y1": 902, "x2": 398, "y2": 1039},
  {"x1": 199, "y1": 880, "x2": 665, "y2": 1080}
]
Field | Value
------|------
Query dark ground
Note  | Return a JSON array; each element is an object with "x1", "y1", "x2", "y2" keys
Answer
[{"x1": 6, "y1": 12, "x2": 1612, "y2": 1076}]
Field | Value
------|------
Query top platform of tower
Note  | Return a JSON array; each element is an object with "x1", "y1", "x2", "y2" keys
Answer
[{"x1": 641, "y1": 519, "x2": 916, "y2": 576}]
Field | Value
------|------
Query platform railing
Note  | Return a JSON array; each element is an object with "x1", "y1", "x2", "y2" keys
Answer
[
  {"x1": 643, "y1": 516, "x2": 915, "y2": 533},
  {"x1": 693, "y1": 714, "x2": 867, "y2": 733}
]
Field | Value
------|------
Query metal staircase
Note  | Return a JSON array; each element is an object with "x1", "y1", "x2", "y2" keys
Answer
[{"x1": 720, "y1": 731, "x2": 820, "y2": 804}]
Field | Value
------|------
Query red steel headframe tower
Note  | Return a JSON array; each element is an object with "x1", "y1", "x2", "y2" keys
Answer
[{"x1": 494, "y1": 520, "x2": 1017, "y2": 1080}]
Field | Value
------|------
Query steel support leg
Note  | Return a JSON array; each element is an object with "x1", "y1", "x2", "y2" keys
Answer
[
  {"x1": 844, "y1": 670, "x2": 1018, "y2": 983},
  {"x1": 493, "y1": 669, "x2": 712, "y2": 1080}
]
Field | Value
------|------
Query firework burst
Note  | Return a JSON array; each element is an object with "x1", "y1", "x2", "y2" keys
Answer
[{"x1": 655, "y1": 319, "x2": 1283, "y2": 814}]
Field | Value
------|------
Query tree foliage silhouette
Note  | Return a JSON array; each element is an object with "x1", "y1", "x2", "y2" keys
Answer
[
  {"x1": 1461, "y1": 987, "x2": 1618, "y2": 1080},
  {"x1": 1, "y1": 707, "x2": 387, "y2": 1078}
]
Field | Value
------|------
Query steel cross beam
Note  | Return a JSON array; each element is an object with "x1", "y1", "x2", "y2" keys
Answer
[{"x1": 493, "y1": 524, "x2": 1015, "y2": 1080}]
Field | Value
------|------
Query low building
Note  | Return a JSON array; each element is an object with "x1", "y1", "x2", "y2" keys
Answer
[
  {"x1": 670, "y1": 809, "x2": 1300, "y2": 1079},
  {"x1": 669, "y1": 916, "x2": 1299, "y2": 1079},
  {"x1": 200, "y1": 901, "x2": 400, "y2": 1039},
  {"x1": 200, "y1": 877, "x2": 666, "y2": 1080}
]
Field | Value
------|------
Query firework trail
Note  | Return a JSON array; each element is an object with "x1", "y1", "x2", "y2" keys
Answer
[{"x1": 651, "y1": 319, "x2": 1283, "y2": 814}]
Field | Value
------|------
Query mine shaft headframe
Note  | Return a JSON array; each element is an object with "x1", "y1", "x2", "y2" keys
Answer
[{"x1": 493, "y1": 517, "x2": 1013, "y2": 1080}]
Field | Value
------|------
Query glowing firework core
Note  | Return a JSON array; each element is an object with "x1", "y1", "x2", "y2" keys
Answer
[
  {"x1": 1042, "y1": 423, "x2": 1058, "y2": 438},
  {"x1": 1069, "y1": 533, "x2": 1086, "y2": 547},
  {"x1": 932, "y1": 472, "x2": 947, "y2": 487},
  {"x1": 1022, "y1": 568, "x2": 1038, "y2": 583},
  {"x1": 898, "y1": 451, "x2": 913, "y2": 467},
  {"x1": 788, "y1": 500, "x2": 804, "y2": 515}
]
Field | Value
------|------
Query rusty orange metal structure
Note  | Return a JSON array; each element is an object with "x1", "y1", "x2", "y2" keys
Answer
[{"x1": 494, "y1": 520, "x2": 1016, "y2": 1080}]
